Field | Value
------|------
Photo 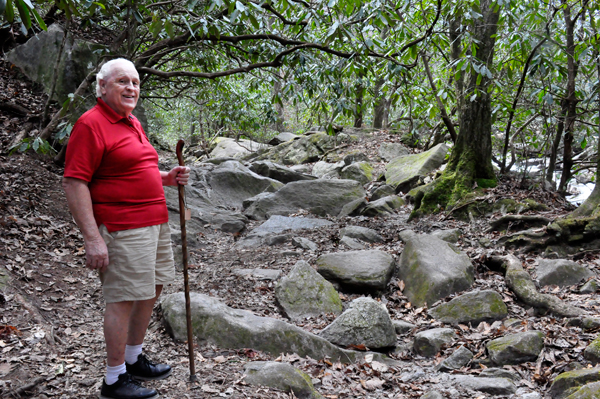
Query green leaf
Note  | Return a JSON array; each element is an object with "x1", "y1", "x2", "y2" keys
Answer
[
  {"x1": 15, "y1": 0, "x2": 31, "y2": 29},
  {"x1": 20, "y1": 0, "x2": 31, "y2": 7},
  {"x1": 5, "y1": 0, "x2": 14, "y2": 23},
  {"x1": 164, "y1": 19, "x2": 174, "y2": 38},
  {"x1": 32, "y1": 137, "x2": 40, "y2": 151},
  {"x1": 581, "y1": 137, "x2": 587, "y2": 149},
  {"x1": 476, "y1": 73, "x2": 482, "y2": 86},
  {"x1": 31, "y1": 8, "x2": 46, "y2": 30},
  {"x1": 18, "y1": 141, "x2": 29, "y2": 152}
]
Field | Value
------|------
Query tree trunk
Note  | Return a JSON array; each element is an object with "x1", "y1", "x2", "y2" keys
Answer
[
  {"x1": 414, "y1": 0, "x2": 499, "y2": 216},
  {"x1": 272, "y1": 77, "x2": 285, "y2": 132},
  {"x1": 422, "y1": 53, "x2": 457, "y2": 143},
  {"x1": 449, "y1": 18, "x2": 463, "y2": 125},
  {"x1": 372, "y1": 77, "x2": 386, "y2": 129},
  {"x1": 557, "y1": 3, "x2": 579, "y2": 194},
  {"x1": 546, "y1": 101, "x2": 567, "y2": 185},
  {"x1": 354, "y1": 74, "x2": 364, "y2": 128}
]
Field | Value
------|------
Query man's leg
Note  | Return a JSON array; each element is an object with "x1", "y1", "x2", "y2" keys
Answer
[
  {"x1": 104, "y1": 301, "x2": 134, "y2": 366},
  {"x1": 126, "y1": 285, "x2": 163, "y2": 346}
]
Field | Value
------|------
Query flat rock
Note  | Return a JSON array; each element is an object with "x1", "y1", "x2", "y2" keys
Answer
[
  {"x1": 237, "y1": 215, "x2": 333, "y2": 248},
  {"x1": 256, "y1": 133, "x2": 337, "y2": 165},
  {"x1": 292, "y1": 237, "x2": 319, "y2": 251},
  {"x1": 436, "y1": 345, "x2": 473, "y2": 371},
  {"x1": 384, "y1": 143, "x2": 448, "y2": 192},
  {"x1": 244, "y1": 361, "x2": 324, "y2": 399},
  {"x1": 210, "y1": 138, "x2": 270, "y2": 158},
  {"x1": 479, "y1": 367, "x2": 520, "y2": 381},
  {"x1": 486, "y1": 331, "x2": 545, "y2": 366},
  {"x1": 339, "y1": 226, "x2": 384, "y2": 243},
  {"x1": 392, "y1": 320, "x2": 415, "y2": 334},
  {"x1": 451, "y1": 375, "x2": 517, "y2": 396},
  {"x1": 536, "y1": 259, "x2": 594, "y2": 287},
  {"x1": 428, "y1": 290, "x2": 508, "y2": 325},
  {"x1": 339, "y1": 236, "x2": 366, "y2": 250},
  {"x1": 162, "y1": 292, "x2": 367, "y2": 362},
  {"x1": 275, "y1": 260, "x2": 343, "y2": 321},
  {"x1": 413, "y1": 328, "x2": 456, "y2": 358},
  {"x1": 311, "y1": 161, "x2": 345, "y2": 178},
  {"x1": 268, "y1": 132, "x2": 298, "y2": 145},
  {"x1": 243, "y1": 180, "x2": 366, "y2": 220},
  {"x1": 319, "y1": 297, "x2": 396, "y2": 349},
  {"x1": 397, "y1": 233, "x2": 474, "y2": 307},
  {"x1": 316, "y1": 250, "x2": 395, "y2": 292},
  {"x1": 361, "y1": 195, "x2": 405, "y2": 216},
  {"x1": 249, "y1": 160, "x2": 317, "y2": 183},
  {"x1": 234, "y1": 269, "x2": 282, "y2": 281},
  {"x1": 370, "y1": 185, "x2": 395, "y2": 201}
]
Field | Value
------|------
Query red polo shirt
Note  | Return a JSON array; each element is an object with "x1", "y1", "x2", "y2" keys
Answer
[{"x1": 64, "y1": 98, "x2": 168, "y2": 232}]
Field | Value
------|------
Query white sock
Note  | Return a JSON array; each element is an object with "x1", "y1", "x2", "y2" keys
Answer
[
  {"x1": 106, "y1": 363, "x2": 126, "y2": 385},
  {"x1": 124, "y1": 344, "x2": 143, "y2": 365}
]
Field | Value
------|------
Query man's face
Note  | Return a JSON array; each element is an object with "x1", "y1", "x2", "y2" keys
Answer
[{"x1": 100, "y1": 62, "x2": 140, "y2": 117}]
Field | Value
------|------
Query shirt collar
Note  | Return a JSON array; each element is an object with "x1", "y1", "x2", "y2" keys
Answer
[{"x1": 96, "y1": 97, "x2": 133, "y2": 124}]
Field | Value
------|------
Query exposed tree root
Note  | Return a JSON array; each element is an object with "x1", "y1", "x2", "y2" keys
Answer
[
  {"x1": 487, "y1": 254, "x2": 587, "y2": 318},
  {"x1": 486, "y1": 214, "x2": 553, "y2": 233}
]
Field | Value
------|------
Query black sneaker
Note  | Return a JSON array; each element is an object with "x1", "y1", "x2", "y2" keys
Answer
[
  {"x1": 126, "y1": 354, "x2": 172, "y2": 381},
  {"x1": 100, "y1": 372, "x2": 158, "y2": 399}
]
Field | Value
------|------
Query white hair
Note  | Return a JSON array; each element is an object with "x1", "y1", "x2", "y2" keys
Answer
[{"x1": 95, "y1": 58, "x2": 137, "y2": 97}]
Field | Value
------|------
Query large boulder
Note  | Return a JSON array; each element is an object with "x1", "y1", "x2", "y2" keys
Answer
[
  {"x1": 243, "y1": 179, "x2": 366, "y2": 220},
  {"x1": 318, "y1": 297, "x2": 396, "y2": 349},
  {"x1": 244, "y1": 362, "x2": 324, "y2": 399},
  {"x1": 269, "y1": 132, "x2": 298, "y2": 145},
  {"x1": 7, "y1": 24, "x2": 101, "y2": 104},
  {"x1": 340, "y1": 162, "x2": 374, "y2": 185},
  {"x1": 565, "y1": 381, "x2": 600, "y2": 399},
  {"x1": 236, "y1": 215, "x2": 333, "y2": 248},
  {"x1": 384, "y1": 143, "x2": 449, "y2": 193},
  {"x1": 486, "y1": 331, "x2": 545, "y2": 366},
  {"x1": 316, "y1": 250, "x2": 395, "y2": 292},
  {"x1": 162, "y1": 292, "x2": 367, "y2": 362},
  {"x1": 164, "y1": 161, "x2": 283, "y2": 233},
  {"x1": 378, "y1": 142, "x2": 410, "y2": 162},
  {"x1": 311, "y1": 161, "x2": 345, "y2": 179},
  {"x1": 275, "y1": 260, "x2": 343, "y2": 321},
  {"x1": 210, "y1": 138, "x2": 270, "y2": 159},
  {"x1": 397, "y1": 232, "x2": 474, "y2": 307},
  {"x1": 256, "y1": 133, "x2": 337, "y2": 165},
  {"x1": 536, "y1": 259, "x2": 595, "y2": 287},
  {"x1": 413, "y1": 328, "x2": 456, "y2": 358},
  {"x1": 428, "y1": 290, "x2": 508, "y2": 325},
  {"x1": 450, "y1": 375, "x2": 517, "y2": 396},
  {"x1": 584, "y1": 336, "x2": 600, "y2": 364},
  {"x1": 360, "y1": 195, "x2": 405, "y2": 216},
  {"x1": 249, "y1": 161, "x2": 317, "y2": 183},
  {"x1": 549, "y1": 368, "x2": 600, "y2": 399}
]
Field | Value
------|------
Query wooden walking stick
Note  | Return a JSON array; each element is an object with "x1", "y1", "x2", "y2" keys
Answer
[{"x1": 175, "y1": 140, "x2": 197, "y2": 382}]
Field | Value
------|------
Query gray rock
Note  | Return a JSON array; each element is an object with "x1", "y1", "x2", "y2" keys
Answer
[
  {"x1": 413, "y1": 328, "x2": 456, "y2": 358},
  {"x1": 275, "y1": 261, "x2": 343, "y2": 321},
  {"x1": 269, "y1": 132, "x2": 298, "y2": 145},
  {"x1": 584, "y1": 336, "x2": 600, "y2": 364},
  {"x1": 486, "y1": 331, "x2": 545, "y2": 365},
  {"x1": 361, "y1": 195, "x2": 405, "y2": 216},
  {"x1": 7, "y1": 24, "x2": 101, "y2": 104},
  {"x1": 397, "y1": 233, "x2": 474, "y2": 307},
  {"x1": 162, "y1": 292, "x2": 367, "y2": 362},
  {"x1": 565, "y1": 381, "x2": 600, "y2": 399},
  {"x1": 340, "y1": 162, "x2": 374, "y2": 186},
  {"x1": 234, "y1": 269, "x2": 282, "y2": 281},
  {"x1": 292, "y1": 237, "x2": 318, "y2": 251},
  {"x1": 312, "y1": 161, "x2": 345, "y2": 178},
  {"x1": 431, "y1": 229, "x2": 462, "y2": 244},
  {"x1": 436, "y1": 345, "x2": 473, "y2": 371},
  {"x1": 290, "y1": 164, "x2": 311, "y2": 174},
  {"x1": 392, "y1": 320, "x2": 415, "y2": 334},
  {"x1": 263, "y1": 233, "x2": 292, "y2": 246},
  {"x1": 537, "y1": 259, "x2": 595, "y2": 287},
  {"x1": 339, "y1": 226, "x2": 384, "y2": 243},
  {"x1": 237, "y1": 215, "x2": 332, "y2": 248},
  {"x1": 244, "y1": 361, "x2": 324, "y2": 399},
  {"x1": 421, "y1": 392, "x2": 444, "y2": 399},
  {"x1": 210, "y1": 138, "x2": 270, "y2": 159},
  {"x1": 257, "y1": 133, "x2": 338, "y2": 165},
  {"x1": 316, "y1": 250, "x2": 395, "y2": 292},
  {"x1": 319, "y1": 297, "x2": 396, "y2": 349},
  {"x1": 378, "y1": 142, "x2": 410, "y2": 162},
  {"x1": 519, "y1": 393, "x2": 542, "y2": 399},
  {"x1": 580, "y1": 279, "x2": 599, "y2": 294},
  {"x1": 339, "y1": 236, "x2": 366, "y2": 250},
  {"x1": 343, "y1": 151, "x2": 370, "y2": 165},
  {"x1": 243, "y1": 180, "x2": 366, "y2": 220},
  {"x1": 451, "y1": 375, "x2": 517, "y2": 396},
  {"x1": 428, "y1": 290, "x2": 508, "y2": 326},
  {"x1": 549, "y1": 367, "x2": 600, "y2": 399},
  {"x1": 479, "y1": 367, "x2": 520, "y2": 381},
  {"x1": 249, "y1": 161, "x2": 317, "y2": 183},
  {"x1": 384, "y1": 143, "x2": 448, "y2": 192},
  {"x1": 370, "y1": 185, "x2": 395, "y2": 201}
]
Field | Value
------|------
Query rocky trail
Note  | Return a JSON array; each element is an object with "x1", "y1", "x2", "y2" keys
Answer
[{"x1": 2, "y1": 55, "x2": 600, "y2": 399}]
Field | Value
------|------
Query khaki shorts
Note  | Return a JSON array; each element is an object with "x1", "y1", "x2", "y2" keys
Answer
[{"x1": 98, "y1": 223, "x2": 175, "y2": 303}]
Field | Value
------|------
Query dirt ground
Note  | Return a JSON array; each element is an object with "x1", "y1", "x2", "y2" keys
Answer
[{"x1": 2, "y1": 54, "x2": 600, "y2": 399}]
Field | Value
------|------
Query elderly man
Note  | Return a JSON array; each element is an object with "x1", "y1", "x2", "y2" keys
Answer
[{"x1": 63, "y1": 58, "x2": 189, "y2": 399}]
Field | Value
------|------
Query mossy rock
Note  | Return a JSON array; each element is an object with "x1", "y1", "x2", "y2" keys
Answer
[{"x1": 550, "y1": 368, "x2": 600, "y2": 399}]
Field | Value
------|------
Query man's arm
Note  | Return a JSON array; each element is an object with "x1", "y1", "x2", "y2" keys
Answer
[
  {"x1": 161, "y1": 166, "x2": 190, "y2": 186},
  {"x1": 62, "y1": 177, "x2": 109, "y2": 272}
]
